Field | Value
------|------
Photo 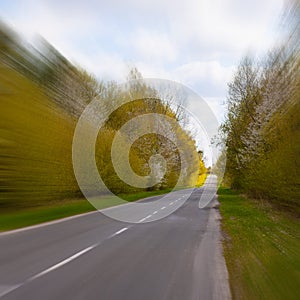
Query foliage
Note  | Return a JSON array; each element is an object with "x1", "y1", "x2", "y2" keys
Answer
[
  {"x1": 0, "y1": 24, "x2": 206, "y2": 210},
  {"x1": 220, "y1": 0, "x2": 300, "y2": 209}
]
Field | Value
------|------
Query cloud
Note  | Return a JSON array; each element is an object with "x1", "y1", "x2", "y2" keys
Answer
[
  {"x1": 172, "y1": 61, "x2": 234, "y2": 97},
  {"x1": 0, "y1": 0, "x2": 285, "y2": 166},
  {"x1": 0, "y1": 0, "x2": 284, "y2": 116},
  {"x1": 130, "y1": 30, "x2": 178, "y2": 63},
  {"x1": 202, "y1": 97, "x2": 226, "y2": 123},
  {"x1": 166, "y1": 0, "x2": 283, "y2": 61},
  {"x1": 70, "y1": 51, "x2": 128, "y2": 82}
]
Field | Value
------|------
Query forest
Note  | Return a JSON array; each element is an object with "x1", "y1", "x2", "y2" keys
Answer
[
  {"x1": 220, "y1": 0, "x2": 299, "y2": 213},
  {"x1": 0, "y1": 23, "x2": 206, "y2": 210}
]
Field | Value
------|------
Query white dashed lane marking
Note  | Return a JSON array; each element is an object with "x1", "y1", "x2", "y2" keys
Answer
[
  {"x1": 138, "y1": 215, "x2": 152, "y2": 223},
  {"x1": 112, "y1": 227, "x2": 128, "y2": 236},
  {"x1": 0, "y1": 243, "x2": 99, "y2": 298},
  {"x1": 1, "y1": 189, "x2": 198, "y2": 298}
]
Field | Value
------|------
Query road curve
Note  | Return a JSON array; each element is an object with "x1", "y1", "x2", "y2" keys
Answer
[{"x1": 0, "y1": 176, "x2": 231, "y2": 300}]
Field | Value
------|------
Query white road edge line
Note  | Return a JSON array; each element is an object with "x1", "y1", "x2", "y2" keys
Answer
[
  {"x1": 153, "y1": 211, "x2": 158, "y2": 215},
  {"x1": 0, "y1": 211, "x2": 98, "y2": 236},
  {"x1": 0, "y1": 188, "x2": 170, "y2": 236}
]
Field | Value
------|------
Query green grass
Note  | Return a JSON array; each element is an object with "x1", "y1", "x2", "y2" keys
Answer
[
  {"x1": 0, "y1": 199, "x2": 95, "y2": 232},
  {"x1": 218, "y1": 187, "x2": 300, "y2": 300},
  {"x1": 0, "y1": 189, "x2": 173, "y2": 232}
]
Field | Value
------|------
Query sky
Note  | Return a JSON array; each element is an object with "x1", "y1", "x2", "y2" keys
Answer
[{"x1": 0, "y1": 0, "x2": 284, "y2": 121}]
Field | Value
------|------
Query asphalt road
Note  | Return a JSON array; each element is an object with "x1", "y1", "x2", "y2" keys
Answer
[{"x1": 0, "y1": 176, "x2": 231, "y2": 300}]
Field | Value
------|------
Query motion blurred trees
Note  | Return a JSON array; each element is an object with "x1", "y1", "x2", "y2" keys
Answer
[
  {"x1": 221, "y1": 0, "x2": 300, "y2": 210},
  {"x1": 0, "y1": 24, "x2": 205, "y2": 209}
]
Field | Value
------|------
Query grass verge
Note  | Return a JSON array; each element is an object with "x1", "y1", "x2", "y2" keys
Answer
[
  {"x1": 218, "y1": 187, "x2": 300, "y2": 300},
  {"x1": 0, "y1": 189, "x2": 173, "y2": 232}
]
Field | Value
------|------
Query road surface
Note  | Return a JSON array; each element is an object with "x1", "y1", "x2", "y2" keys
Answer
[{"x1": 0, "y1": 176, "x2": 231, "y2": 300}]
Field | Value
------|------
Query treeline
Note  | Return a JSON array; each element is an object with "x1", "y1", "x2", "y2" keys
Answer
[
  {"x1": 221, "y1": 0, "x2": 299, "y2": 211},
  {"x1": 0, "y1": 23, "x2": 205, "y2": 210}
]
